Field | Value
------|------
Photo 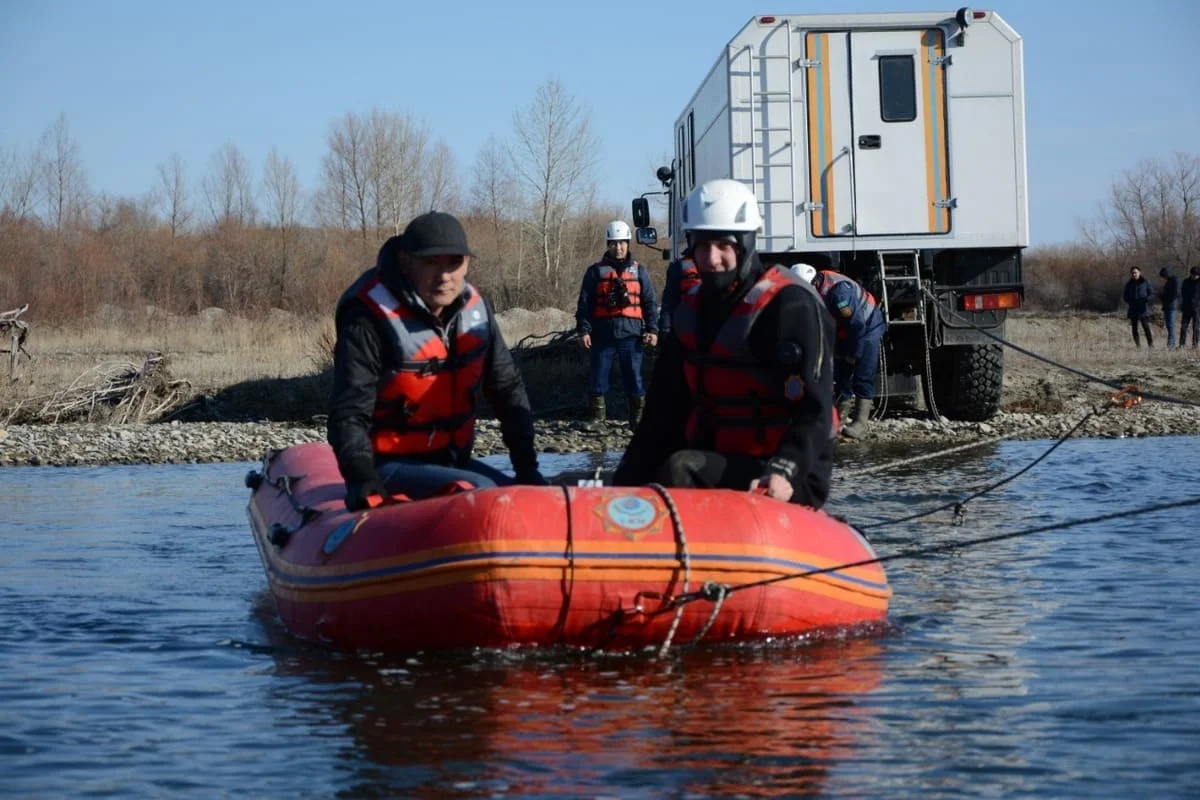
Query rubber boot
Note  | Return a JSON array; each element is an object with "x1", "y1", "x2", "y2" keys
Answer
[
  {"x1": 841, "y1": 398, "x2": 874, "y2": 439},
  {"x1": 588, "y1": 396, "x2": 606, "y2": 423},
  {"x1": 628, "y1": 395, "x2": 645, "y2": 426}
]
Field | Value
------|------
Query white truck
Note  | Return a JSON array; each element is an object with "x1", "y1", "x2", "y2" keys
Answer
[{"x1": 632, "y1": 8, "x2": 1027, "y2": 420}]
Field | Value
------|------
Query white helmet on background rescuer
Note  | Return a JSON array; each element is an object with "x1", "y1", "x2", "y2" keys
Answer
[
  {"x1": 791, "y1": 263, "x2": 818, "y2": 284},
  {"x1": 605, "y1": 220, "x2": 632, "y2": 242}
]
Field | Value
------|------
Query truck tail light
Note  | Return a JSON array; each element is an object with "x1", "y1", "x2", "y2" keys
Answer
[{"x1": 961, "y1": 291, "x2": 1021, "y2": 311}]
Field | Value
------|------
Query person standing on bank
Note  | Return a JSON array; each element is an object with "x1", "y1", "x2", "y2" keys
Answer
[
  {"x1": 328, "y1": 211, "x2": 547, "y2": 511},
  {"x1": 791, "y1": 263, "x2": 886, "y2": 439},
  {"x1": 1123, "y1": 266, "x2": 1155, "y2": 348},
  {"x1": 613, "y1": 179, "x2": 836, "y2": 508},
  {"x1": 1181, "y1": 266, "x2": 1200, "y2": 349},
  {"x1": 656, "y1": 253, "x2": 701, "y2": 336},
  {"x1": 1159, "y1": 266, "x2": 1182, "y2": 348},
  {"x1": 575, "y1": 220, "x2": 659, "y2": 424}
]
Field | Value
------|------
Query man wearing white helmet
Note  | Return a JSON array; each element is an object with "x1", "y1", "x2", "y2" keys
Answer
[
  {"x1": 613, "y1": 179, "x2": 836, "y2": 507},
  {"x1": 791, "y1": 263, "x2": 887, "y2": 438},
  {"x1": 575, "y1": 219, "x2": 659, "y2": 425}
]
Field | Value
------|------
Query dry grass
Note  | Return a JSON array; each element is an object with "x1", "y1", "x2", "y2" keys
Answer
[
  {"x1": 1007, "y1": 311, "x2": 1200, "y2": 370},
  {"x1": 6, "y1": 307, "x2": 1194, "y2": 424}
]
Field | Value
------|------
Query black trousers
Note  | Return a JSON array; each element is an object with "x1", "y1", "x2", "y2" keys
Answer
[
  {"x1": 1181, "y1": 309, "x2": 1199, "y2": 347},
  {"x1": 1130, "y1": 316, "x2": 1153, "y2": 346},
  {"x1": 655, "y1": 449, "x2": 830, "y2": 509}
]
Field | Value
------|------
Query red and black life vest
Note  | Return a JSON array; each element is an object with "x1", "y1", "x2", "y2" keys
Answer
[
  {"x1": 672, "y1": 266, "x2": 809, "y2": 457},
  {"x1": 348, "y1": 270, "x2": 490, "y2": 457},
  {"x1": 678, "y1": 258, "x2": 701, "y2": 293},
  {"x1": 591, "y1": 262, "x2": 643, "y2": 320},
  {"x1": 813, "y1": 270, "x2": 878, "y2": 339}
]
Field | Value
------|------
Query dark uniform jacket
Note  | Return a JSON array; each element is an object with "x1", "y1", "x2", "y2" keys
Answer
[
  {"x1": 327, "y1": 240, "x2": 539, "y2": 488},
  {"x1": 613, "y1": 257, "x2": 836, "y2": 507},
  {"x1": 575, "y1": 252, "x2": 659, "y2": 341}
]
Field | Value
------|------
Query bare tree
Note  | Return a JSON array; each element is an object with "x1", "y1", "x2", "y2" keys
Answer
[
  {"x1": 508, "y1": 79, "x2": 598, "y2": 288},
  {"x1": 424, "y1": 140, "x2": 459, "y2": 213},
  {"x1": 201, "y1": 142, "x2": 256, "y2": 227},
  {"x1": 38, "y1": 113, "x2": 90, "y2": 230},
  {"x1": 155, "y1": 153, "x2": 192, "y2": 240},
  {"x1": 0, "y1": 145, "x2": 39, "y2": 221},
  {"x1": 470, "y1": 135, "x2": 517, "y2": 272},
  {"x1": 1085, "y1": 152, "x2": 1200, "y2": 270},
  {"x1": 262, "y1": 147, "x2": 301, "y2": 306},
  {"x1": 369, "y1": 109, "x2": 428, "y2": 234},
  {"x1": 318, "y1": 111, "x2": 372, "y2": 244}
]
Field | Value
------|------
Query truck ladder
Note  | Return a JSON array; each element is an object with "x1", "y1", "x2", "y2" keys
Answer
[
  {"x1": 739, "y1": 21, "x2": 798, "y2": 251},
  {"x1": 876, "y1": 250, "x2": 925, "y2": 327}
]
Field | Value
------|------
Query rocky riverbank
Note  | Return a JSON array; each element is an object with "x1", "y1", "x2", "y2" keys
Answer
[{"x1": 2, "y1": 391, "x2": 1197, "y2": 468}]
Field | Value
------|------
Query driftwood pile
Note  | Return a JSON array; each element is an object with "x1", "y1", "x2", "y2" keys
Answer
[
  {"x1": 2, "y1": 352, "x2": 192, "y2": 425},
  {"x1": 1, "y1": 304, "x2": 32, "y2": 379}
]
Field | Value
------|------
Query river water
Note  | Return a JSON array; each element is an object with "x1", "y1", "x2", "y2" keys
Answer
[{"x1": 2, "y1": 437, "x2": 1198, "y2": 798}]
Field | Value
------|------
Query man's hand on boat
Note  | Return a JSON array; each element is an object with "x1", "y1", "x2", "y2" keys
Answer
[
  {"x1": 750, "y1": 472, "x2": 794, "y2": 503},
  {"x1": 345, "y1": 477, "x2": 387, "y2": 511}
]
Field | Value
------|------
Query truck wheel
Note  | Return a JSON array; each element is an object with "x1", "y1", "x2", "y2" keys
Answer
[{"x1": 930, "y1": 344, "x2": 1004, "y2": 421}]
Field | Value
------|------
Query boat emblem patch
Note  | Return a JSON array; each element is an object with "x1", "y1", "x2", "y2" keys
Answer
[
  {"x1": 593, "y1": 494, "x2": 668, "y2": 541},
  {"x1": 322, "y1": 520, "x2": 358, "y2": 556}
]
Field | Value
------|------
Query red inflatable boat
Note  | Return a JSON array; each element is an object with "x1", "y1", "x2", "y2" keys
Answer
[{"x1": 246, "y1": 443, "x2": 890, "y2": 652}]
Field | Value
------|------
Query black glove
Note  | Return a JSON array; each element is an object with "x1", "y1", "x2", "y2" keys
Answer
[
  {"x1": 514, "y1": 468, "x2": 549, "y2": 487},
  {"x1": 345, "y1": 477, "x2": 387, "y2": 511}
]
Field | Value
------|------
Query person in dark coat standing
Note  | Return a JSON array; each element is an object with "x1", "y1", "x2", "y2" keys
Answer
[
  {"x1": 1159, "y1": 267, "x2": 1182, "y2": 347},
  {"x1": 327, "y1": 212, "x2": 547, "y2": 510},
  {"x1": 575, "y1": 220, "x2": 659, "y2": 424},
  {"x1": 1123, "y1": 266, "x2": 1155, "y2": 348},
  {"x1": 1181, "y1": 266, "x2": 1200, "y2": 349}
]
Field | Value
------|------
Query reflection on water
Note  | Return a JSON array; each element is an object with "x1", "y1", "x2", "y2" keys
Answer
[{"x1": 1, "y1": 438, "x2": 1199, "y2": 796}]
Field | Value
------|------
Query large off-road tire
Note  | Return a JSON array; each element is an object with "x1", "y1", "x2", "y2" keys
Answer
[{"x1": 929, "y1": 344, "x2": 1004, "y2": 421}]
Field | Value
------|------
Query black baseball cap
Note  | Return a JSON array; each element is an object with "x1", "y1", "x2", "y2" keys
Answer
[{"x1": 399, "y1": 211, "x2": 474, "y2": 258}]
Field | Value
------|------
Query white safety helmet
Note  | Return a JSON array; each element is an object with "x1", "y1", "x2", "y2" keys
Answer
[
  {"x1": 605, "y1": 220, "x2": 632, "y2": 242},
  {"x1": 791, "y1": 263, "x2": 818, "y2": 283},
  {"x1": 681, "y1": 179, "x2": 763, "y2": 234}
]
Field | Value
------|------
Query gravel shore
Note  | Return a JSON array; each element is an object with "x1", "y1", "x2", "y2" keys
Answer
[{"x1": 2, "y1": 393, "x2": 1197, "y2": 469}]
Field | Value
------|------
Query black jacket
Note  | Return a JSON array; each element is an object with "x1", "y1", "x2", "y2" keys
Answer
[
  {"x1": 1123, "y1": 277, "x2": 1154, "y2": 319},
  {"x1": 1159, "y1": 268, "x2": 1181, "y2": 310},
  {"x1": 575, "y1": 252, "x2": 659, "y2": 341},
  {"x1": 613, "y1": 259, "x2": 836, "y2": 507},
  {"x1": 327, "y1": 242, "x2": 539, "y2": 488},
  {"x1": 1183, "y1": 275, "x2": 1200, "y2": 312}
]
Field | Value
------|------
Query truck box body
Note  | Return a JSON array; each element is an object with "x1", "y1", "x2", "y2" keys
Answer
[
  {"x1": 670, "y1": 10, "x2": 1027, "y2": 254},
  {"x1": 647, "y1": 10, "x2": 1028, "y2": 421}
]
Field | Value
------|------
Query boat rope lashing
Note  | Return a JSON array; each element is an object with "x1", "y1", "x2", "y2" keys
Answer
[
  {"x1": 649, "y1": 482, "x2": 691, "y2": 658},
  {"x1": 552, "y1": 485, "x2": 577, "y2": 646},
  {"x1": 858, "y1": 385, "x2": 1145, "y2": 531},
  {"x1": 245, "y1": 450, "x2": 321, "y2": 546}
]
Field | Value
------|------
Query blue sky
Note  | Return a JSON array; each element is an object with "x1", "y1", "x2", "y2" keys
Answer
[{"x1": 2, "y1": 0, "x2": 1197, "y2": 245}]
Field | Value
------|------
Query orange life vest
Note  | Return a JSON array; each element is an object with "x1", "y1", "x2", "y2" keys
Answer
[
  {"x1": 672, "y1": 266, "x2": 808, "y2": 457},
  {"x1": 351, "y1": 271, "x2": 490, "y2": 457},
  {"x1": 814, "y1": 270, "x2": 878, "y2": 340},
  {"x1": 591, "y1": 262, "x2": 643, "y2": 319},
  {"x1": 678, "y1": 258, "x2": 701, "y2": 292}
]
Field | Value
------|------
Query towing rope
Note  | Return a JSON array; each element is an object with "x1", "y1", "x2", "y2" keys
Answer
[{"x1": 666, "y1": 495, "x2": 1200, "y2": 609}]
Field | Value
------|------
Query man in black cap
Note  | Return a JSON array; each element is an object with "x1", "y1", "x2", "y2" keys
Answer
[{"x1": 327, "y1": 211, "x2": 547, "y2": 510}]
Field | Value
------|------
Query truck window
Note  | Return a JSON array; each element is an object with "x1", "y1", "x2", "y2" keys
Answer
[
  {"x1": 878, "y1": 55, "x2": 917, "y2": 122},
  {"x1": 677, "y1": 124, "x2": 687, "y2": 203},
  {"x1": 687, "y1": 111, "x2": 696, "y2": 189}
]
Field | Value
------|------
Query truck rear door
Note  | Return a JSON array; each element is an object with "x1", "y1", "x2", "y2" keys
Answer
[{"x1": 805, "y1": 28, "x2": 951, "y2": 238}]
